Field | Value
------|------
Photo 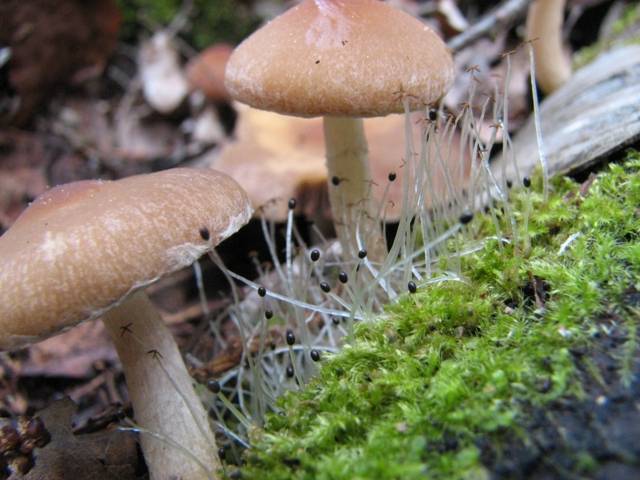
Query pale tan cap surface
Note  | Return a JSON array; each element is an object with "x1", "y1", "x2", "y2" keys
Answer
[
  {"x1": 225, "y1": 0, "x2": 454, "y2": 117},
  {"x1": 0, "y1": 168, "x2": 252, "y2": 350}
]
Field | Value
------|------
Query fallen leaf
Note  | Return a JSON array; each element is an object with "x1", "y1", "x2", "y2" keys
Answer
[
  {"x1": 19, "y1": 322, "x2": 116, "y2": 379},
  {"x1": 10, "y1": 398, "x2": 138, "y2": 480}
]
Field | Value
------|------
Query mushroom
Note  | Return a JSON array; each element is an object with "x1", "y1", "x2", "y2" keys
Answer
[
  {"x1": 526, "y1": 0, "x2": 571, "y2": 94},
  {"x1": 225, "y1": 0, "x2": 454, "y2": 260},
  {"x1": 0, "y1": 168, "x2": 253, "y2": 480}
]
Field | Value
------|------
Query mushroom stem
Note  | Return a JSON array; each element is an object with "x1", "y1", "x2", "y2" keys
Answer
[
  {"x1": 102, "y1": 291, "x2": 220, "y2": 480},
  {"x1": 323, "y1": 116, "x2": 385, "y2": 260},
  {"x1": 526, "y1": 0, "x2": 571, "y2": 94}
]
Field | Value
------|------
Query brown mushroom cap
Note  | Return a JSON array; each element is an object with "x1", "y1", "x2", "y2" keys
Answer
[
  {"x1": 225, "y1": 0, "x2": 454, "y2": 117},
  {"x1": 186, "y1": 43, "x2": 234, "y2": 102},
  {"x1": 0, "y1": 168, "x2": 252, "y2": 350}
]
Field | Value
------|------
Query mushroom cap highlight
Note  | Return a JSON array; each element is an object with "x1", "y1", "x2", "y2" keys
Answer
[
  {"x1": 225, "y1": 0, "x2": 454, "y2": 117},
  {"x1": 0, "y1": 168, "x2": 252, "y2": 350}
]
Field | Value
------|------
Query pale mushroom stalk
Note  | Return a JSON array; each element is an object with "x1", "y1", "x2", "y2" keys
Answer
[
  {"x1": 526, "y1": 0, "x2": 571, "y2": 94},
  {"x1": 102, "y1": 291, "x2": 219, "y2": 480},
  {"x1": 323, "y1": 116, "x2": 385, "y2": 259}
]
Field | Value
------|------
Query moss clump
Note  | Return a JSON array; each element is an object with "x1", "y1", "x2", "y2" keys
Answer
[
  {"x1": 117, "y1": 0, "x2": 263, "y2": 49},
  {"x1": 235, "y1": 152, "x2": 640, "y2": 479}
]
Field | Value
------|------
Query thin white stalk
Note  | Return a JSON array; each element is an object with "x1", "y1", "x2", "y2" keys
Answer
[
  {"x1": 222, "y1": 268, "x2": 364, "y2": 321},
  {"x1": 528, "y1": 43, "x2": 550, "y2": 200},
  {"x1": 193, "y1": 261, "x2": 225, "y2": 350},
  {"x1": 324, "y1": 116, "x2": 385, "y2": 261}
]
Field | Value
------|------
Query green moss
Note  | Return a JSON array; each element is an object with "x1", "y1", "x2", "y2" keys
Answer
[
  {"x1": 117, "y1": 0, "x2": 264, "y2": 48},
  {"x1": 235, "y1": 152, "x2": 640, "y2": 479}
]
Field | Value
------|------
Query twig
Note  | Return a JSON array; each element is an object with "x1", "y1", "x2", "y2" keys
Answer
[
  {"x1": 160, "y1": 298, "x2": 230, "y2": 325},
  {"x1": 448, "y1": 0, "x2": 532, "y2": 52}
]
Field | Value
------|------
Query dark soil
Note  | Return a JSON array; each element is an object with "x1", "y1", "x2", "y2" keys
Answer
[{"x1": 479, "y1": 295, "x2": 640, "y2": 479}]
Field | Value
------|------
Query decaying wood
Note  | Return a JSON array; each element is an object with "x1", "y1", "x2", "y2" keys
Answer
[{"x1": 493, "y1": 45, "x2": 640, "y2": 182}]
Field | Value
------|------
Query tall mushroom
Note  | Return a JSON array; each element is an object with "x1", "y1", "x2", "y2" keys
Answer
[
  {"x1": 0, "y1": 168, "x2": 253, "y2": 480},
  {"x1": 526, "y1": 0, "x2": 571, "y2": 94},
  {"x1": 225, "y1": 0, "x2": 454, "y2": 260}
]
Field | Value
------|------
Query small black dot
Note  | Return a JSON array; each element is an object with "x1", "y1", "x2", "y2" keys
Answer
[
  {"x1": 358, "y1": 249, "x2": 367, "y2": 259},
  {"x1": 320, "y1": 281, "x2": 331, "y2": 293},
  {"x1": 257, "y1": 286, "x2": 267, "y2": 297},
  {"x1": 332, "y1": 317, "x2": 341, "y2": 326},
  {"x1": 199, "y1": 227, "x2": 210, "y2": 241},
  {"x1": 506, "y1": 180, "x2": 513, "y2": 189},
  {"x1": 338, "y1": 271, "x2": 348, "y2": 284},
  {"x1": 428, "y1": 109, "x2": 437, "y2": 121},
  {"x1": 310, "y1": 350, "x2": 321, "y2": 362},
  {"x1": 388, "y1": 172, "x2": 397, "y2": 182},
  {"x1": 459, "y1": 212, "x2": 474, "y2": 225},
  {"x1": 286, "y1": 330, "x2": 295, "y2": 346},
  {"x1": 286, "y1": 365, "x2": 294, "y2": 378},
  {"x1": 288, "y1": 198, "x2": 297, "y2": 210},
  {"x1": 265, "y1": 310, "x2": 273, "y2": 319},
  {"x1": 218, "y1": 447, "x2": 226, "y2": 460},
  {"x1": 408, "y1": 281, "x2": 417, "y2": 294},
  {"x1": 310, "y1": 249, "x2": 320, "y2": 262},
  {"x1": 331, "y1": 176, "x2": 341, "y2": 186},
  {"x1": 315, "y1": 59, "x2": 320, "y2": 64},
  {"x1": 207, "y1": 380, "x2": 221, "y2": 394},
  {"x1": 523, "y1": 177, "x2": 531, "y2": 188}
]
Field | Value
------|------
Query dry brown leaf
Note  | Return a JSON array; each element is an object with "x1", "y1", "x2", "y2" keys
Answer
[
  {"x1": 0, "y1": 0, "x2": 121, "y2": 126},
  {"x1": 0, "y1": 130, "x2": 48, "y2": 231},
  {"x1": 19, "y1": 322, "x2": 116, "y2": 379},
  {"x1": 10, "y1": 398, "x2": 138, "y2": 480}
]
